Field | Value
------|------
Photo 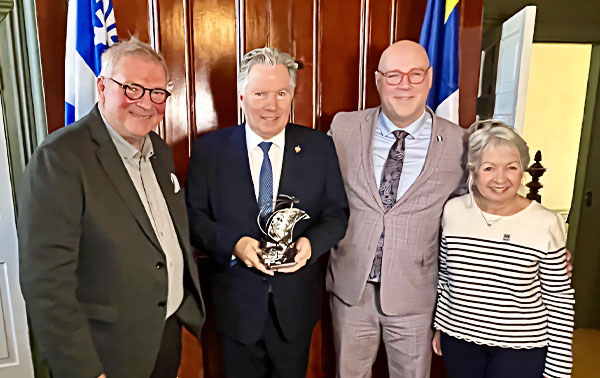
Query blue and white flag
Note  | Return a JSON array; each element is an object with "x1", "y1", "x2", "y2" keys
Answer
[
  {"x1": 65, "y1": 0, "x2": 118, "y2": 125},
  {"x1": 419, "y1": 0, "x2": 460, "y2": 123}
]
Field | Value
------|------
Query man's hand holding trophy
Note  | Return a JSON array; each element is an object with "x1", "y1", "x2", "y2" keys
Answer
[{"x1": 234, "y1": 194, "x2": 310, "y2": 274}]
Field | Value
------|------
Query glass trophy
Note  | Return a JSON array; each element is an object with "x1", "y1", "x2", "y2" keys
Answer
[{"x1": 258, "y1": 194, "x2": 310, "y2": 269}]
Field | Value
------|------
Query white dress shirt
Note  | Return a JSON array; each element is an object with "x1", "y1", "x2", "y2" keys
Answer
[{"x1": 245, "y1": 123, "x2": 286, "y2": 205}]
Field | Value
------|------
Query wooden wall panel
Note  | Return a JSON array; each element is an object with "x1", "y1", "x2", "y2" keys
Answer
[
  {"x1": 244, "y1": 0, "x2": 269, "y2": 50},
  {"x1": 190, "y1": 0, "x2": 238, "y2": 135},
  {"x1": 178, "y1": 327, "x2": 204, "y2": 378},
  {"x1": 459, "y1": 0, "x2": 484, "y2": 127},
  {"x1": 364, "y1": 0, "x2": 395, "y2": 109},
  {"x1": 38, "y1": 0, "x2": 478, "y2": 137},
  {"x1": 318, "y1": 0, "x2": 362, "y2": 132},
  {"x1": 156, "y1": 0, "x2": 189, "y2": 180},
  {"x1": 34, "y1": 1, "x2": 483, "y2": 377},
  {"x1": 35, "y1": 0, "x2": 67, "y2": 133},
  {"x1": 244, "y1": 0, "x2": 315, "y2": 128},
  {"x1": 394, "y1": 0, "x2": 428, "y2": 41},
  {"x1": 113, "y1": 0, "x2": 150, "y2": 41},
  {"x1": 266, "y1": 0, "x2": 291, "y2": 50},
  {"x1": 285, "y1": 0, "x2": 315, "y2": 128}
]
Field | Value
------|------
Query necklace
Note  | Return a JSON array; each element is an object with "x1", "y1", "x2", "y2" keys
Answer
[{"x1": 480, "y1": 210, "x2": 503, "y2": 227}]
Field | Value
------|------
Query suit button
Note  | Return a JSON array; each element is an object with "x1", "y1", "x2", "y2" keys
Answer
[
  {"x1": 156, "y1": 262, "x2": 165, "y2": 269},
  {"x1": 158, "y1": 300, "x2": 167, "y2": 307}
]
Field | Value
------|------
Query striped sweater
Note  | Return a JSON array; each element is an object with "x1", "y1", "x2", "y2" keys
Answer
[{"x1": 434, "y1": 194, "x2": 574, "y2": 378}]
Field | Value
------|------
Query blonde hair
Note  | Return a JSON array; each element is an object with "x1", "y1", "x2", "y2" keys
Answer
[{"x1": 100, "y1": 37, "x2": 169, "y2": 82}]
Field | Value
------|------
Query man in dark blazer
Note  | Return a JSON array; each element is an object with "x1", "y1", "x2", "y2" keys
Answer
[
  {"x1": 17, "y1": 38, "x2": 204, "y2": 378},
  {"x1": 186, "y1": 47, "x2": 349, "y2": 378}
]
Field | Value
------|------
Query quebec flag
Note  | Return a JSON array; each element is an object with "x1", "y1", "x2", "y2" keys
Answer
[
  {"x1": 65, "y1": 0, "x2": 118, "y2": 125},
  {"x1": 419, "y1": 0, "x2": 460, "y2": 123}
]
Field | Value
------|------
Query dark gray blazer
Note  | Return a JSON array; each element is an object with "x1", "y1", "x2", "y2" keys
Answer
[{"x1": 17, "y1": 106, "x2": 204, "y2": 378}]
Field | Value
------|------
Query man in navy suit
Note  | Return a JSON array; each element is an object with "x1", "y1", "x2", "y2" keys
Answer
[{"x1": 185, "y1": 47, "x2": 349, "y2": 378}]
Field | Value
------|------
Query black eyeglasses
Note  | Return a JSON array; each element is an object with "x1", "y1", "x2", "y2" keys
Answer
[
  {"x1": 109, "y1": 78, "x2": 171, "y2": 104},
  {"x1": 376, "y1": 66, "x2": 431, "y2": 85}
]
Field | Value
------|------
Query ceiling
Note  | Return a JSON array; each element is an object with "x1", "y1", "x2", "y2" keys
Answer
[{"x1": 482, "y1": 0, "x2": 600, "y2": 43}]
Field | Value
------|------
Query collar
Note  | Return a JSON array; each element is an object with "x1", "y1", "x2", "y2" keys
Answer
[
  {"x1": 100, "y1": 109, "x2": 154, "y2": 161},
  {"x1": 377, "y1": 109, "x2": 430, "y2": 140},
  {"x1": 244, "y1": 123, "x2": 286, "y2": 151}
]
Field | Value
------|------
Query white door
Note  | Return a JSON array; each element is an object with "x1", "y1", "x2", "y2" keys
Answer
[
  {"x1": 492, "y1": 6, "x2": 537, "y2": 133},
  {"x1": 0, "y1": 89, "x2": 34, "y2": 378}
]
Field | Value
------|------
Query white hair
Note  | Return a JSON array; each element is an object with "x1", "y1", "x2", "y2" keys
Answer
[
  {"x1": 237, "y1": 47, "x2": 298, "y2": 93},
  {"x1": 466, "y1": 119, "x2": 530, "y2": 196}
]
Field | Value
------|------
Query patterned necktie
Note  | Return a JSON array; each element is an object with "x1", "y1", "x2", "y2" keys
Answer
[
  {"x1": 257, "y1": 142, "x2": 274, "y2": 224},
  {"x1": 369, "y1": 130, "x2": 409, "y2": 281}
]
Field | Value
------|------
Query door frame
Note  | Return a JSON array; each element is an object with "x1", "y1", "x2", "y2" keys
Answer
[
  {"x1": 567, "y1": 44, "x2": 600, "y2": 328},
  {"x1": 568, "y1": 45, "x2": 600, "y2": 253}
]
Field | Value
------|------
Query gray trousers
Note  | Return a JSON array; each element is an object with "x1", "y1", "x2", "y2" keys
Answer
[{"x1": 330, "y1": 283, "x2": 432, "y2": 378}]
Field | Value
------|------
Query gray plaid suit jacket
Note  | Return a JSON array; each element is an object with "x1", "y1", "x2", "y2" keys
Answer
[{"x1": 327, "y1": 106, "x2": 467, "y2": 316}]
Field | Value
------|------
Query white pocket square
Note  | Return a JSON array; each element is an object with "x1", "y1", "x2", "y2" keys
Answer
[{"x1": 171, "y1": 173, "x2": 181, "y2": 194}]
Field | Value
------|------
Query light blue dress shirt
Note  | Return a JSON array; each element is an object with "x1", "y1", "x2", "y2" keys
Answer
[{"x1": 373, "y1": 110, "x2": 432, "y2": 200}]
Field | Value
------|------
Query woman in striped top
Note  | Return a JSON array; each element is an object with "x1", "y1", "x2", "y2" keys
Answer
[{"x1": 432, "y1": 120, "x2": 574, "y2": 378}]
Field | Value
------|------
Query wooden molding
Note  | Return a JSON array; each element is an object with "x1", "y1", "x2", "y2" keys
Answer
[
  {"x1": 458, "y1": 0, "x2": 484, "y2": 128},
  {"x1": 182, "y1": 0, "x2": 196, "y2": 150},
  {"x1": 235, "y1": 0, "x2": 245, "y2": 125},
  {"x1": 312, "y1": 0, "x2": 319, "y2": 129},
  {"x1": 357, "y1": 0, "x2": 370, "y2": 110}
]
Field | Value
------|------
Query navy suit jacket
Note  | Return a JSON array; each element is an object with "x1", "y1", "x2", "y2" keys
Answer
[{"x1": 186, "y1": 123, "x2": 349, "y2": 344}]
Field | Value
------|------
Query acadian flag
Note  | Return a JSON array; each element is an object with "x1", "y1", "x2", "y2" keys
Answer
[
  {"x1": 65, "y1": 0, "x2": 118, "y2": 125},
  {"x1": 419, "y1": 0, "x2": 460, "y2": 123}
]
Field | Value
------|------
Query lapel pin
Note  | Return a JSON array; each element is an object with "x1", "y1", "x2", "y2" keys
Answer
[
  {"x1": 436, "y1": 135, "x2": 443, "y2": 142},
  {"x1": 295, "y1": 145, "x2": 301, "y2": 154}
]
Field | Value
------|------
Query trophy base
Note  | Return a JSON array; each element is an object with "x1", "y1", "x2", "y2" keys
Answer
[
  {"x1": 270, "y1": 261, "x2": 297, "y2": 270},
  {"x1": 260, "y1": 242, "x2": 297, "y2": 270}
]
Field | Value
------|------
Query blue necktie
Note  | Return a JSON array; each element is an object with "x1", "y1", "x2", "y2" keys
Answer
[{"x1": 258, "y1": 142, "x2": 273, "y2": 224}]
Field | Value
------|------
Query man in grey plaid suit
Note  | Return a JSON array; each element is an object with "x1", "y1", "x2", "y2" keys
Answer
[{"x1": 327, "y1": 40, "x2": 467, "y2": 378}]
